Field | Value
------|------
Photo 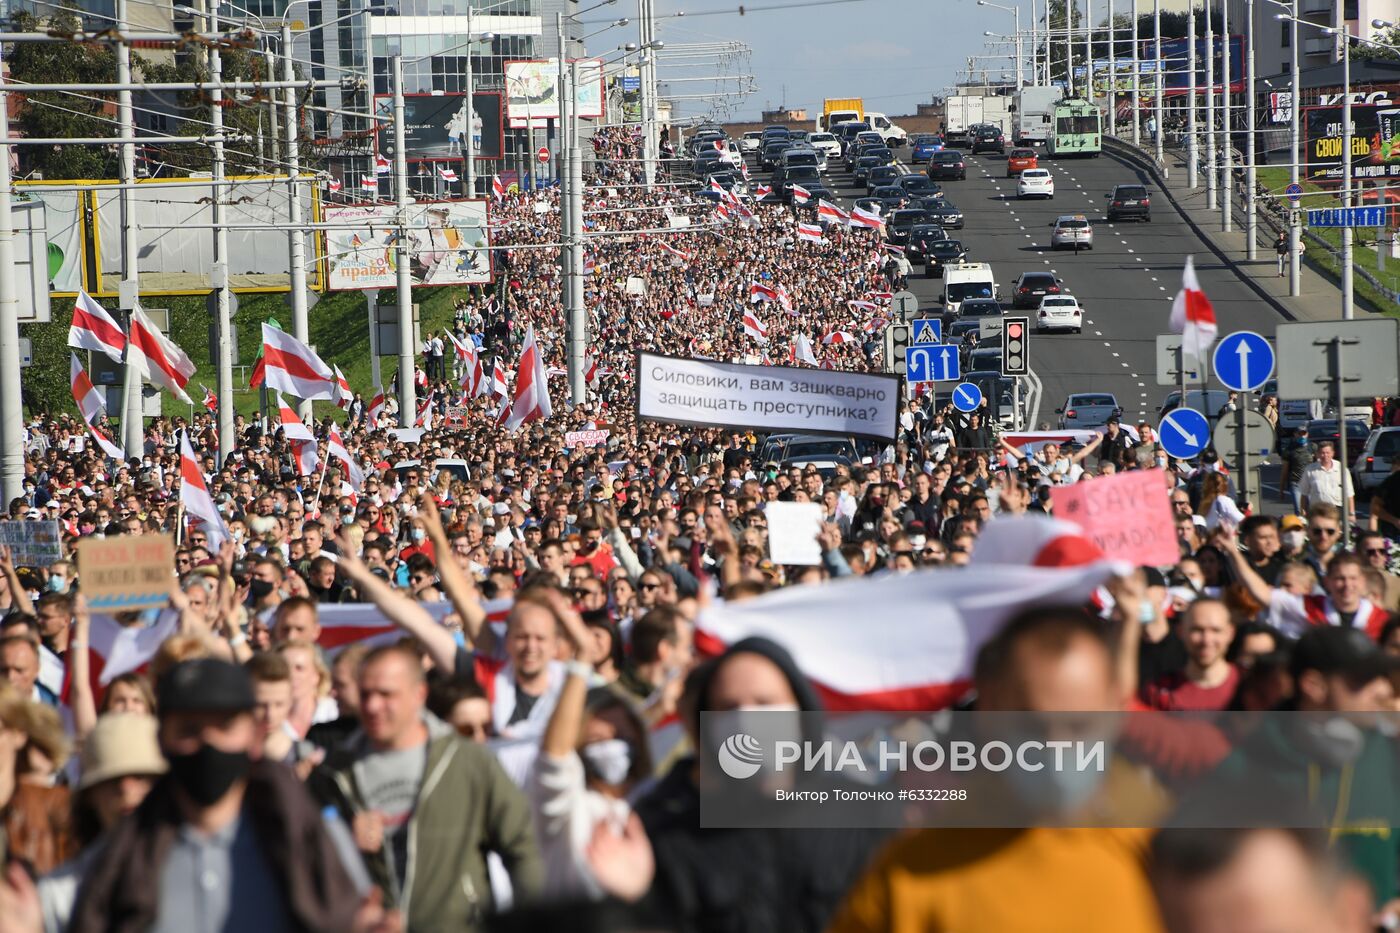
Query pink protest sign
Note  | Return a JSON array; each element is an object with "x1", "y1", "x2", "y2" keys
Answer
[{"x1": 1049, "y1": 468, "x2": 1179, "y2": 567}]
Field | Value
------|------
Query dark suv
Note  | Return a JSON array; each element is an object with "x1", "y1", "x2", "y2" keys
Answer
[
  {"x1": 971, "y1": 126, "x2": 1005, "y2": 154},
  {"x1": 1010, "y1": 271, "x2": 1063, "y2": 309},
  {"x1": 1106, "y1": 184, "x2": 1151, "y2": 222},
  {"x1": 927, "y1": 150, "x2": 967, "y2": 180}
]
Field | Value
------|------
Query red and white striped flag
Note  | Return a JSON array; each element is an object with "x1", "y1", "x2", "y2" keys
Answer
[
  {"x1": 797, "y1": 222, "x2": 825, "y2": 244},
  {"x1": 659, "y1": 241, "x2": 692, "y2": 262},
  {"x1": 790, "y1": 184, "x2": 812, "y2": 205},
  {"x1": 742, "y1": 310, "x2": 768, "y2": 344},
  {"x1": 695, "y1": 516, "x2": 1121, "y2": 710},
  {"x1": 1170, "y1": 255, "x2": 1218, "y2": 362},
  {"x1": 448, "y1": 333, "x2": 485, "y2": 397},
  {"x1": 292, "y1": 437, "x2": 319, "y2": 477},
  {"x1": 775, "y1": 285, "x2": 793, "y2": 314},
  {"x1": 749, "y1": 282, "x2": 778, "y2": 304},
  {"x1": 68, "y1": 291, "x2": 126, "y2": 364},
  {"x1": 360, "y1": 176, "x2": 379, "y2": 191},
  {"x1": 493, "y1": 175, "x2": 507, "y2": 200},
  {"x1": 366, "y1": 385, "x2": 387, "y2": 426},
  {"x1": 755, "y1": 184, "x2": 772, "y2": 200},
  {"x1": 882, "y1": 242, "x2": 906, "y2": 257},
  {"x1": 374, "y1": 153, "x2": 390, "y2": 175},
  {"x1": 262, "y1": 323, "x2": 337, "y2": 401},
  {"x1": 179, "y1": 431, "x2": 228, "y2": 552},
  {"x1": 70, "y1": 354, "x2": 124, "y2": 460},
  {"x1": 326, "y1": 422, "x2": 364, "y2": 490},
  {"x1": 848, "y1": 204, "x2": 884, "y2": 229},
  {"x1": 332, "y1": 365, "x2": 353, "y2": 410},
  {"x1": 489, "y1": 358, "x2": 509, "y2": 402},
  {"x1": 585, "y1": 352, "x2": 599, "y2": 386},
  {"x1": 438, "y1": 165, "x2": 459, "y2": 182},
  {"x1": 817, "y1": 199, "x2": 849, "y2": 226},
  {"x1": 275, "y1": 394, "x2": 316, "y2": 442},
  {"x1": 129, "y1": 306, "x2": 195, "y2": 403},
  {"x1": 327, "y1": 177, "x2": 342, "y2": 192},
  {"x1": 503, "y1": 324, "x2": 553, "y2": 431},
  {"x1": 848, "y1": 299, "x2": 880, "y2": 313},
  {"x1": 200, "y1": 384, "x2": 218, "y2": 413}
]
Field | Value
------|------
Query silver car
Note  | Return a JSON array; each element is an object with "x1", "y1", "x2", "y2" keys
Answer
[{"x1": 1050, "y1": 214, "x2": 1094, "y2": 250}]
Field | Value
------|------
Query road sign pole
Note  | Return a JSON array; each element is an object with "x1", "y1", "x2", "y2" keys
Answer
[
  {"x1": 1329, "y1": 336, "x2": 1354, "y2": 542},
  {"x1": 1013, "y1": 378, "x2": 1022, "y2": 431},
  {"x1": 1235, "y1": 402, "x2": 1251, "y2": 512}
]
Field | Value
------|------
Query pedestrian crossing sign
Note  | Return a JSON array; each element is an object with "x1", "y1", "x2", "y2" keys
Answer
[{"x1": 911, "y1": 318, "x2": 942, "y2": 346}]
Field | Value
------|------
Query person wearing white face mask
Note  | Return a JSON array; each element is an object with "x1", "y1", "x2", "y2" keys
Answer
[{"x1": 531, "y1": 590, "x2": 655, "y2": 902}]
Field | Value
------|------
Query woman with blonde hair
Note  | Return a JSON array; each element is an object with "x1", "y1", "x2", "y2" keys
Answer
[
  {"x1": 0, "y1": 684, "x2": 72, "y2": 874},
  {"x1": 1197, "y1": 471, "x2": 1245, "y2": 531},
  {"x1": 276, "y1": 640, "x2": 338, "y2": 738}
]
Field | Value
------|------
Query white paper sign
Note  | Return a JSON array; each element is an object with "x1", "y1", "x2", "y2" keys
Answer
[
  {"x1": 636, "y1": 352, "x2": 900, "y2": 441},
  {"x1": 764, "y1": 502, "x2": 824, "y2": 566}
]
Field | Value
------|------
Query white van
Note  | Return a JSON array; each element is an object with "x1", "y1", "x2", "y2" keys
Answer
[{"x1": 942, "y1": 262, "x2": 997, "y2": 315}]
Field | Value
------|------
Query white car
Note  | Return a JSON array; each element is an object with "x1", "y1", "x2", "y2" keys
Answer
[
  {"x1": 809, "y1": 132, "x2": 842, "y2": 161},
  {"x1": 739, "y1": 130, "x2": 764, "y2": 153},
  {"x1": 1018, "y1": 168, "x2": 1055, "y2": 199},
  {"x1": 1036, "y1": 295, "x2": 1083, "y2": 334}
]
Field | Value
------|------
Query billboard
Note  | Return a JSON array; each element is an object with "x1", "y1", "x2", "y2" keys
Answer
[
  {"x1": 1303, "y1": 104, "x2": 1400, "y2": 184},
  {"x1": 323, "y1": 199, "x2": 491, "y2": 291},
  {"x1": 505, "y1": 59, "x2": 604, "y2": 128},
  {"x1": 373, "y1": 91, "x2": 504, "y2": 161},
  {"x1": 1139, "y1": 35, "x2": 1244, "y2": 96}
]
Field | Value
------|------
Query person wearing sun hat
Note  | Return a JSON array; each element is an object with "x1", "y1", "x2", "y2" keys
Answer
[{"x1": 36, "y1": 713, "x2": 166, "y2": 933}]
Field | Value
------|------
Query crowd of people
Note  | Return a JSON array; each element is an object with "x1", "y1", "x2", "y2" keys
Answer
[{"x1": 0, "y1": 127, "x2": 1395, "y2": 933}]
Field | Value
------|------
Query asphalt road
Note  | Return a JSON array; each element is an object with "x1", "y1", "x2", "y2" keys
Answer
[{"x1": 810, "y1": 143, "x2": 1293, "y2": 430}]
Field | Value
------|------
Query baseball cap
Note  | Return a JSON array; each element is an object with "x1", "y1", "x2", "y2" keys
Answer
[
  {"x1": 157, "y1": 658, "x2": 255, "y2": 715},
  {"x1": 1290, "y1": 626, "x2": 1400, "y2": 686},
  {"x1": 1280, "y1": 515, "x2": 1305, "y2": 531}
]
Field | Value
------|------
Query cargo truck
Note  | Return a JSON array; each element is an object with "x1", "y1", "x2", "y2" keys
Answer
[
  {"x1": 818, "y1": 97, "x2": 864, "y2": 132},
  {"x1": 1013, "y1": 86, "x2": 1063, "y2": 145},
  {"x1": 944, "y1": 95, "x2": 984, "y2": 140}
]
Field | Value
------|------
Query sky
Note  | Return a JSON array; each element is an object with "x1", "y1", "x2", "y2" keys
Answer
[{"x1": 641, "y1": 0, "x2": 1013, "y2": 122}]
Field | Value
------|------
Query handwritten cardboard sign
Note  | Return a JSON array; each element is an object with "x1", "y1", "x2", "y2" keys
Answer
[
  {"x1": 77, "y1": 534, "x2": 175, "y2": 612},
  {"x1": 0, "y1": 521, "x2": 63, "y2": 567},
  {"x1": 1049, "y1": 468, "x2": 1179, "y2": 567},
  {"x1": 564, "y1": 429, "x2": 611, "y2": 449}
]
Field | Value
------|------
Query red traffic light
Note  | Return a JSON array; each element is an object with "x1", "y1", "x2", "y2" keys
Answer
[{"x1": 1007, "y1": 322, "x2": 1023, "y2": 339}]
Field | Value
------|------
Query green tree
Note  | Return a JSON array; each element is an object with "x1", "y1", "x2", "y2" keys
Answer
[{"x1": 1351, "y1": 27, "x2": 1400, "y2": 62}]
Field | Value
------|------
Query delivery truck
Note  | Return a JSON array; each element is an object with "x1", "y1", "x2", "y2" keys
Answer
[
  {"x1": 944, "y1": 95, "x2": 985, "y2": 140},
  {"x1": 1013, "y1": 86, "x2": 1063, "y2": 145},
  {"x1": 818, "y1": 97, "x2": 864, "y2": 132}
]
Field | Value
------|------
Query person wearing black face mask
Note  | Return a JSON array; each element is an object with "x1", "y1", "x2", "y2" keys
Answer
[{"x1": 66, "y1": 658, "x2": 390, "y2": 933}]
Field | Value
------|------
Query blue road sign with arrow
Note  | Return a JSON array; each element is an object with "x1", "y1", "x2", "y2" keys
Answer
[
  {"x1": 1159, "y1": 408, "x2": 1211, "y2": 460},
  {"x1": 1285, "y1": 183, "x2": 1302, "y2": 203},
  {"x1": 906, "y1": 344, "x2": 959, "y2": 383},
  {"x1": 952, "y1": 382, "x2": 983, "y2": 412},
  {"x1": 1212, "y1": 331, "x2": 1274, "y2": 393},
  {"x1": 910, "y1": 318, "x2": 943, "y2": 346},
  {"x1": 1307, "y1": 206, "x2": 1387, "y2": 228}
]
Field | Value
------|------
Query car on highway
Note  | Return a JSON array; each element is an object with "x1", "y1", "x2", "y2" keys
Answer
[
  {"x1": 1353, "y1": 427, "x2": 1400, "y2": 492},
  {"x1": 1106, "y1": 183, "x2": 1152, "y2": 222},
  {"x1": 914, "y1": 234, "x2": 962, "y2": 273},
  {"x1": 780, "y1": 165, "x2": 821, "y2": 199},
  {"x1": 853, "y1": 155, "x2": 884, "y2": 185},
  {"x1": 780, "y1": 147, "x2": 822, "y2": 174},
  {"x1": 967, "y1": 346, "x2": 1002, "y2": 371},
  {"x1": 866, "y1": 164, "x2": 901, "y2": 192},
  {"x1": 1036, "y1": 295, "x2": 1084, "y2": 334},
  {"x1": 971, "y1": 124, "x2": 1005, "y2": 154},
  {"x1": 948, "y1": 318, "x2": 982, "y2": 340},
  {"x1": 1018, "y1": 167, "x2": 1055, "y2": 199},
  {"x1": 808, "y1": 132, "x2": 841, "y2": 161},
  {"x1": 845, "y1": 132, "x2": 885, "y2": 168},
  {"x1": 910, "y1": 134, "x2": 946, "y2": 160},
  {"x1": 760, "y1": 140, "x2": 789, "y2": 170},
  {"x1": 1258, "y1": 379, "x2": 1321, "y2": 435},
  {"x1": 957, "y1": 298, "x2": 1004, "y2": 326},
  {"x1": 1304, "y1": 419, "x2": 1370, "y2": 466},
  {"x1": 1006, "y1": 148, "x2": 1038, "y2": 176},
  {"x1": 779, "y1": 455, "x2": 853, "y2": 482},
  {"x1": 1057, "y1": 393, "x2": 1123, "y2": 429},
  {"x1": 895, "y1": 174, "x2": 939, "y2": 196},
  {"x1": 1157, "y1": 389, "x2": 1235, "y2": 422},
  {"x1": 1010, "y1": 271, "x2": 1063, "y2": 308},
  {"x1": 886, "y1": 209, "x2": 934, "y2": 245},
  {"x1": 927, "y1": 150, "x2": 967, "y2": 180},
  {"x1": 943, "y1": 262, "x2": 997, "y2": 314},
  {"x1": 925, "y1": 200, "x2": 964, "y2": 228},
  {"x1": 1050, "y1": 214, "x2": 1094, "y2": 250},
  {"x1": 738, "y1": 130, "x2": 764, "y2": 152},
  {"x1": 870, "y1": 185, "x2": 909, "y2": 204}
]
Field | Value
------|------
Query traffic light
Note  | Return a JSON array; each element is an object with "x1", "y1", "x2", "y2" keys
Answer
[{"x1": 1002, "y1": 317, "x2": 1028, "y2": 375}]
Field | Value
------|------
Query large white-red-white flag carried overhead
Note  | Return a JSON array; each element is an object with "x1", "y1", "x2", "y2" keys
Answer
[
  {"x1": 128, "y1": 306, "x2": 195, "y2": 404},
  {"x1": 292, "y1": 437, "x2": 319, "y2": 477},
  {"x1": 754, "y1": 184, "x2": 773, "y2": 200},
  {"x1": 448, "y1": 333, "x2": 485, "y2": 396},
  {"x1": 790, "y1": 332, "x2": 818, "y2": 367},
  {"x1": 790, "y1": 184, "x2": 812, "y2": 205},
  {"x1": 817, "y1": 199, "x2": 849, "y2": 226},
  {"x1": 749, "y1": 282, "x2": 778, "y2": 304},
  {"x1": 437, "y1": 165, "x2": 459, "y2": 182},
  {"x1": 1170, "y1": 255, "x2": 1218, "y2": 361},
  {"x1": 797, "y1": 222, "x2": 825, "y2": 244},
  {"x1": 69, "y1": 291, "x2": 126, "y2": 364},
  {"x1": 70, "y1": 354, "x2": 125, "y2": 460},
  {"x1": 695, "y1": 516, "x2": 1122, "y2": 710},
  {"x1": 848, "y1": 204, "x2": 883, "y2": 229},
  {"x1": 742, "y1": 310, "x2": 769, "y2": 344},
  {"x1": 262, "y1": 323, "x2": 337, "y2": 401},
  {"x1": 326, "y1": 422, "x2": 365, "y2": 490},
  {"x1": 275, "y1": 394, "x2": 316, "y2": 442},
  {"x1": 503, "y1": 324, "x2": 552, "y2": 431},
  {"x1": 822, "y1": 330, "x2": 856, "y2": 345},
  {"x1": 179, "y1": 431, "x2": 229, "y2": 553}
]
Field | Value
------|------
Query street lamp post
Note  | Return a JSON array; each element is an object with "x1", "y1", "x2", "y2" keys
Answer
[
  {"x1": 1336, "y1": 24, "x2": 1354, "y2": 319},
  {"x1": 1205, "y1": 0, "x2": 1217, "y2": 210},
  {"x1": 1153, "y1": 0, "x2": 1163, "y2": 162},
  {"x1": 1131, "y1": 0, "x2": 1140, "y2": 145},
  {"x1": 1222, "y1": 0, "x2": 1234, "y2": 232},
  {"x1": 1245, "y1": 0, "x2": 1258, "y2": 259},
  {"x1": 1188, "y1": 1, "x2": 1199, "y2": 188},
  {"x1": 980, "y1": 1, "x2": 1025, "y2": 88}
]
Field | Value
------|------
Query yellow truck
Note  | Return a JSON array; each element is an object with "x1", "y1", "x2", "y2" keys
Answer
[{"x1": 819, "y1": 98, "x2": 865, "y2": 132}]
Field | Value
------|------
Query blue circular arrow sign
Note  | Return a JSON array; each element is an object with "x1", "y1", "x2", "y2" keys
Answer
[
  {"x1": 952, "y1": 382, "x2": 983, "y2": 413},
  {"x1": 1158, "y1": 407, "x2": 1211, "y2": 460},
  {"x1": 1212, "y1": 331, "x2": 1274, "y2": 393}
]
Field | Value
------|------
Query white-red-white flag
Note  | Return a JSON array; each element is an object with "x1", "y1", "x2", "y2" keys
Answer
[
  {"x1": 292, "y1": 438, "x2": 319, "y2": 477},
  {"x1": 374, "y1": 153, "x2": 390, "y2": 174},
  {"x1": 817, "y1": 199, "x2": 849, "y2": 226},
  {"x1": 332, "y1": 365, "x2": 353, "y2": 410},
  {"x1": 179, "y1": 431, "x2": 228, "y2": 552},
  {"x1": 275, "y1": 394, "x2": 316, "y2": 442},
  {"x1": 490, "y1": 358, "x2": 509, "y2": 402},
  {"x1": 797, "y1": 222, "x2": 825, "y2": 244},
  {"x1": 584, "y1": 352, "x2": 599, "y2": 386},
  {"x1": 755, "y1": 184, "x2": 772, "y2": 200},
  {"x1": 327, "y1": 177, "x2": 343, "y2": 192},
  {"x1": 742, "y1": 310, "x2": 769, "y2": 344},
  {"x1": 848, "y1": 204, "x2": 884, "y2": 229},
  {"x1": 493, "y1": 175, "x2": 507, "y2": 200},
  {"x1": 749, "y1": 282, "x2": 778, "y2": 304},
  {"x1": 1170, "y1": 255, "x2": 1218, "y2": 361},
  {"x1": 70, "y1": 354, "x2": 124, "y2": 460},
  {"x1": 262, "y1": 323, "x2": 337, "y2": 401},
  {"x1": 129, "y1": 306, "x2": 195, "y2": 403},
  {"x1": 448, "y1": 332, "x2": 485, "y2": 397},
  {"x1": 503, "y1": 325, "x2": 552, "y2": 431},
  {"x1": 658, "y1": 241, "x2": 693, "y2": 262},
  {"x1": 695, "y1": 516, "x2": 1120, "y2": 710},
  {"x1": 68, "y1": 291, "x2": 126, "y2": 364},
  {"x1": 201, "y1": 384, "x2": 218, "y2": 413},
  {"x1": 790, "y1": 184, "x2": 811, "y2": 205},
  {"x1": 326, "y1": 422, "x2": 365, "y2": 490},
  {"x1": 367, "y1": 385, "x2": 387, "y2": 426},
  {"x1": 360, "y1": 175, "x2": 379, "y2": 191},
  {"x1": 438, "y1": 165, "x2": 459, "y2": 182}
]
